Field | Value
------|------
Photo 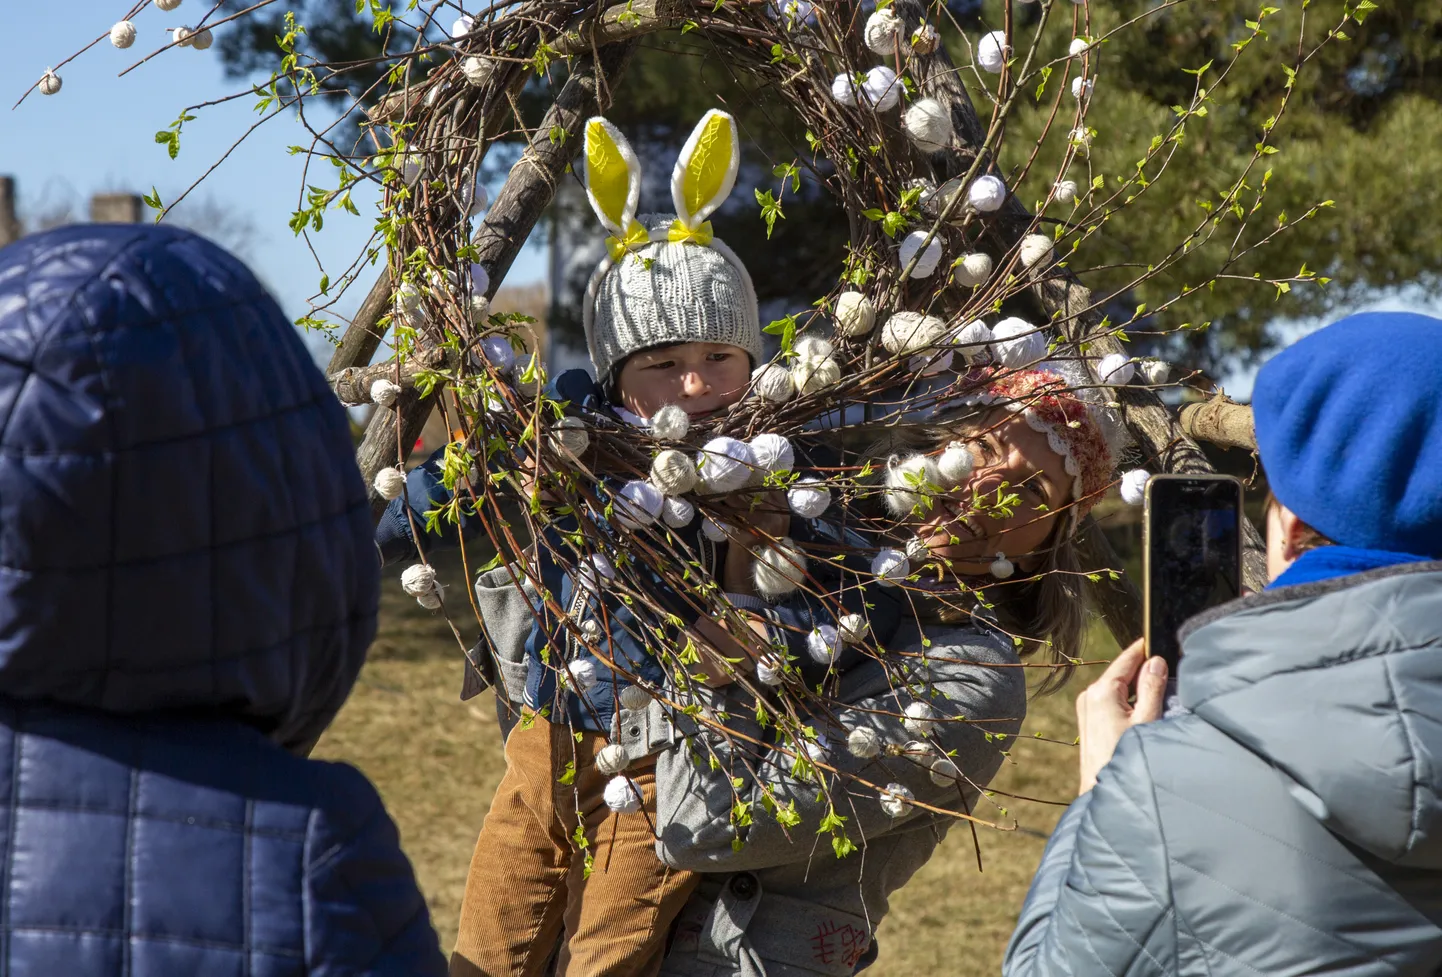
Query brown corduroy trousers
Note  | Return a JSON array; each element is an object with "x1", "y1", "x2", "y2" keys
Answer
[{"x1": 450, "y1": 713, "x2": 698, "y2": 977}]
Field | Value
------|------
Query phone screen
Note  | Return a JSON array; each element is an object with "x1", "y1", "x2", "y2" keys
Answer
[{"x1": 1144, "y1": 477, "x2": 1243, "y2": 670}]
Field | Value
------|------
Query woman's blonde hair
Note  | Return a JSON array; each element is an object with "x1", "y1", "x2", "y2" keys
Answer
[{"x1": 841, "y1": 407, "x2": 1087, "y2": 694}]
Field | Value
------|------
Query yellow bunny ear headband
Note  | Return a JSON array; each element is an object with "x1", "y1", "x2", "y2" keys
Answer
[{"x1": 581, "y1": 111, "x2": 762, "y2": 389}]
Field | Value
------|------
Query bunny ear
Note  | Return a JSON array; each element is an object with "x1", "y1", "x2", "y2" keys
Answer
[
  {"x1": 671, "y1": 109, "x2": 740, "y2": 228},
  {"x1": 583, "y1": 116, "x2": 641, "y2": 236}
]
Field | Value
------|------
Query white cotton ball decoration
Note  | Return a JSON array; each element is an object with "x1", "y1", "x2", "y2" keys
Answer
[
  {"x1": 173, "y1": 26, "x2": 194, "y2": 47},
  {"x1": 451, "y1": 14, "x2": 475, "y2": 37},
  {"x1": 752, "y1": 363, "x2": 796, "y2": 403},
  {"x1": 549, "y1": 416, "x2": 589, "y2": 457},
  {"x1": 909, "y1": 348, "x2": 954, "y2": 377},
  {"x1": 806, "y1": 625, "x2": 842, "y2": 664},
  {"x1": 756, "y1": 655, "x2": 785, "y2": 686},
  {"x1": 831, "y1": 72, "x2": 858, "y2": 107},
  {"x1": 833, "y1": 291, "x2": 876, "y2": 338},
  {"x1": 1019, "y1": 234, "x2": 1055, "y2": 270},
  {"x1": 898, "y1": 231, "x2": 944, "y2": 279},
  {"x1": 1071, "y1": 76, "x2": 1094, "y2": 101},
  {"x1": 1142, "y1": 359, "x2": 1171, "y2": 385},
  {"x1": 565, "y1": 657, "x2": 598, "y2": 692},
  {"x1": 616, "y1": 480, "x2": 664, "y2": 531},
  {"x1": 1120, "y1": 469, "x2": 1152, "y2": 506},
  {"x1": 111, "y1": 21, "x2": 137, "y2": 48},
  {"x1": 952, "y1": 319, "x2": 994, "y2": 364},
  {"x1": 619, "y1": 684, "x2": 651, "y2": 712},
  {"x1": 373, "y1": 467, "x2": 407, "y2": 500},
  {"x1": 461, "y1": 56, "x2": 488, "y2": 86},
  {"x1": 748, "y1": 433, "x2": 795, "y2": 474},
  {"x1": 481, "y1": 336, "x2": 516, "y2": 372},
  {"x1": 596, "y1": 743, "x2": 630, "y2": 776},
  {"x1": 787, "y1": 477, "x2": 831, "y2": 519},
  {"x1": 696, "y1": 437, "x2": 755, "y2": 494},
  {"x1": 754, "y1": 538, "x2": 809, "y2": 598},
  {"x1": 990, "y1": 551, "x2": 1015, "y2": 579},
  {"x1": 968, "y1": 174, "x2": 1007, "y2": 213},
  {"x1": 603, "y1": 776, "x2": 642, "y2": 814},
  {"x1": 1069, "y1": 36, "x2": 1092, "y2": 57},
  {"x1": 650, "y1": 403, "x2": 690, "y2": 441},
  {"x1": 370, "y1": 379, "x2": 402, "y2": 409},
  {"x1": 872, "y1": 547, "x2": 911, "y2": 585},
  {"x1": 839, "y1": 613, "x2": 870, "y2": 644},
  {"x1": 701, "y1": 517, "x2": 731, "y2": 542},
  {"x1": 881, "y1": 312, "x2": 948, "y2": 356},
  {"x1": 794, "y1": 336, "x2": 834, "y2": 365},
  {"x1": 464, "y1": 179, "x2": 489, "y2": 216},
  {"x1": 469, "y1": 294, "x2": 490, "y2": 325},
  {"x1": 1070, "y1": 127, "x2": 1094, "y2": 154},
  {"x1": 395, "y1": 281, "x2": 424, "y2": 317},
  {"x1": 470, "y1": 263, "x2": 491, "y2": 297},
  {"x1": 904, "y1": 701, "x2": 938, "y2": 736},
  {"x1": 189, "y1": 27, "x2": 214, "y2": 50},
  {"x1": 39, "y1": 70, "x2": 62, "y2": 96},
  {"x1": 661, "y1": 496, "x2": 695, "y2": 529},
  {"x1": 886, "y1": 453, "x2": 942, "y2": 516},
  {"x1": 651, "y1": 450, "x2": 698, "y2": 497},
  {"x1": 938, "y1": 442, "x2": 976, "y2": 485},
  {"x1": 1098, "y1": 353, "x2": 1136, "y2": 385},
  {"x1": 862, "y1": 66, "x2": 901, "y2": 113},
  {"x1": 155, "y1": 0, "x2": 183, "y2": 9},
  {"x1": 847, "y1": 727, "x2": 882, "y2": 758},
  {"x1": 880, "y1": 783, "x2": 915, "y2": 818},
  {"x1": 401, "y1": 563, "x2": 439, "y2": 599},
  {"x1": 911, "y1": 22, "x2": 940, "y2": 54},
  {"x1": 953, "y1": 253, "x2": 993, "y2": 288},
  {"x1": 417, "y1": 591, "x2": 443, "y2": 610},
  {"x1": 1055, "y1": 180, "x2": 1079, "y2": 205},
  {"x1": 792, "y1": 355, "x2": 841, "y2": 396},
  {"x1": 863, "y1": 7, "x2": 901, "y2": 54},
  {"x1": 977, "y1": 30, "x2": 1008, "y2": 73},
  {"x1": 904, "y1": 536, "x2": 930, "y2": 562},
  {"x1": 904, "y1": 98, "x2": 953, "y2": 154},
  {"x1": 576, "y1": 553, "x2": 617, "y2": 595},
  {"x1": 991, "y1": 317, "x2": 1048, "y2": 368},
  {"x1": 929, "y1": 755, "x2": 961, "y2": 786}
]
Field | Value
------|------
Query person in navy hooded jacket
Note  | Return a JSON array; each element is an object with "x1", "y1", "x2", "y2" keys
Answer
[{"x1": 0, "y1": 224, "x2": 447, "y2": 976}]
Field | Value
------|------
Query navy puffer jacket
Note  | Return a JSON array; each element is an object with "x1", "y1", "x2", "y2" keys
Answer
[{"x1": 0, "y1": 225, "x2": 446, "y2": 975}]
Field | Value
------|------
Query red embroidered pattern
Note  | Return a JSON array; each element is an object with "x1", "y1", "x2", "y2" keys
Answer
[{"x1": 810, "y1": 920, "x2": 871, "y2": 969}]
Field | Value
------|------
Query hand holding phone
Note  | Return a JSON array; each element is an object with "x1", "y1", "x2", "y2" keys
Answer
[{"x1": 1142, "y1": 474, "x2": 1244, "y2": 672}]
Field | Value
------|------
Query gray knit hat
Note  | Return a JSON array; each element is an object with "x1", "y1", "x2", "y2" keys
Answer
[
  {"x1": 583, "y1": 212, "x2": 762, "y2": 385},
  {"x1": 579, "y1": 112, "x2": 761, "y2": 388}
]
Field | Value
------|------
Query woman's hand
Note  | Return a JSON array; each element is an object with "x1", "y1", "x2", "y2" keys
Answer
[
  {"x1": 718, "y1": 489, "x2": 791, "y2": 595},
  {"x1": 1075, "y1": 639, "x2": 1168, "y2": 794}
]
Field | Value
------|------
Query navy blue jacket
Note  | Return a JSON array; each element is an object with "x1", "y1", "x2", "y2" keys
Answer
[
  {"x1": 376, "y1": 371, "x2": 903, "y2": 735},
  {"x1": 0, "y1": 225, "x2": 447, "y2": 975}
]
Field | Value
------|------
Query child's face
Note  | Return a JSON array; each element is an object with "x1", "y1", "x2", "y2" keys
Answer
[{"x1": 615, "y1": 342, "x2": 751, "y2": 419}]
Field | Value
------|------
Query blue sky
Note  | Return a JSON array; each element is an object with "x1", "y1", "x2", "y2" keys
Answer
[{"x1": 2, "y1": 1, "x2": 547, "y2": 364}]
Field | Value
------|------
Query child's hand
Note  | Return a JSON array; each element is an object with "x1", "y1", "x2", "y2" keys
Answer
[{"x1": 719, "y1": 489, "x2": 791, "y2": 541}]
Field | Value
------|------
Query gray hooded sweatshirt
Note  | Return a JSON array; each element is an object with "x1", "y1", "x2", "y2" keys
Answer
[
  {"x1": 1005, "y1": 561, "x2": 1442, "y2": 975},
  {"x1": 652, "y1": 621, "x2": 1028, "y2": 977}
]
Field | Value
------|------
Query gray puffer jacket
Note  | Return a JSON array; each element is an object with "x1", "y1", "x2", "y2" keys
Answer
[
  {"x1": 1005, "y1": 560, "x2": 1442, "y2": 976},
  {"x1": 653, "y1": 620, "x2": 1028, "y2": 977}
]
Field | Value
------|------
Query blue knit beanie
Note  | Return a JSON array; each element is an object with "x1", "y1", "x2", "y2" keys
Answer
[{"x1": 1253, "y1": 311, "x2": 1442, "y2": 559}]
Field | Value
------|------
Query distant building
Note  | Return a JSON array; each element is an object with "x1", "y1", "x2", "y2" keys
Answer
[{"x1": 0, "y1": 176, "x2": 146, "y2": 248}]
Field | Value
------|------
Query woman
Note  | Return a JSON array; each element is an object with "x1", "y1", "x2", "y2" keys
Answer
[{"x1": 650, "y1": 365, "x2": 1124, "y2": 976}]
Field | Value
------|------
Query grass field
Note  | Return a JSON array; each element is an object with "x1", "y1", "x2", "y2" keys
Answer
[{"x1": 313, "y1": 554, "x2": 1120, "y2": 974}]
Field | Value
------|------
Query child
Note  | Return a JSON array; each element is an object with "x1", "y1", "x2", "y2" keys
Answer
[{"x1": 378, "y1": 112, "x2": 902, "y2": 977}]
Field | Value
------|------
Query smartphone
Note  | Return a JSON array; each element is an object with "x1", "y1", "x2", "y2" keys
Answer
[{"x1": 1142, "y1": 474, "x2": 1244, "y2": 671}]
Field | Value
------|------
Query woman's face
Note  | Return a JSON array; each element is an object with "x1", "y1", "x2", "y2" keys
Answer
[{"x1": 913, "y1": 414, "x2": 1073, "y2": 575}]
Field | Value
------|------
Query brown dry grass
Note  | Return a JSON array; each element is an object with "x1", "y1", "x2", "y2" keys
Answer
[{"x1": 313, "y1": 553, "x2": 1117, "y2": 973}]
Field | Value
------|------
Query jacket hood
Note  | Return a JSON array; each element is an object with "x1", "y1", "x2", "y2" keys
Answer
[
  {"x1": 1179, "y1": 562, "x2": 1442, "y2": 868},
  {"x1": 0, "y1": 225, "x2": 378, "y2": 750}
]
